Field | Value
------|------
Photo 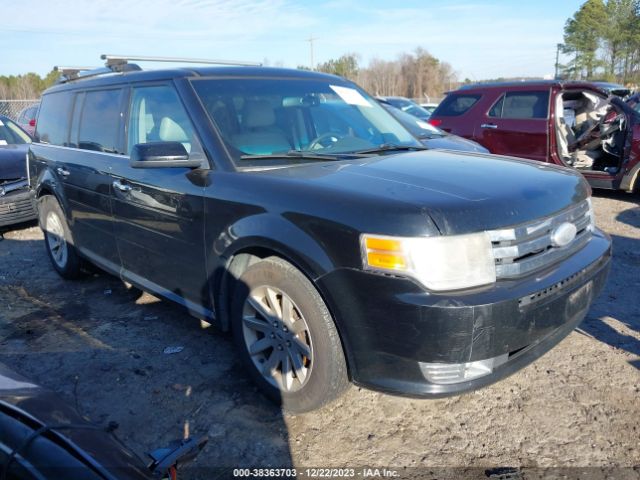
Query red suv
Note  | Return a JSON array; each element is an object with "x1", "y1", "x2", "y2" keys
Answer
[{"x1": 429, "y1": 81, "x2": 640, "y2": 192}]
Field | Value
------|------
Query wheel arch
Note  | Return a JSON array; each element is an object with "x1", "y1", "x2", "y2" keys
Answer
[
  {"x1": 212, "y1": 234, "x2": 355, "y2": 379},
  {"x1": 214, "y1": 235, "x2": 331, "y2": 330},
  {"x1": 33, "y1": 170, "x2": 70, "y2": 221}
]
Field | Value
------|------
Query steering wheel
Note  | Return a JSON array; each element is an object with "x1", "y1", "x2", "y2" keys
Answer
[
  {"x1": 571, "y1": 115, "x2": 618, "y2": 151},
  {"x1": 308, "y1": 132, "x2": 346, "y2": 151}
]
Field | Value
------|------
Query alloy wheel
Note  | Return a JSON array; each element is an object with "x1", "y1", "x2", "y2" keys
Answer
[
  {"x1": 242, "y1": 285, "x2": 313, "y2": 392},
  {"x1": 45, "y1": 211, "x2": 68, "y2": 268}
]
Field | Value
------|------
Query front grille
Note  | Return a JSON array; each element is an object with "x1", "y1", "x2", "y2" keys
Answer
[
  {"x1": 0, "y1": 194, "x2": 37, "y2": 225},
  {"x1": 518, "y1": 269, "x2": 586, "y2": 307},
  {"x1": 488, "y1": 199, "x2": 593, "y2": 279}
]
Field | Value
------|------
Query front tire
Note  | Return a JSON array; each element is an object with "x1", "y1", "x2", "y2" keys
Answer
[
  {"x1": 39, "y1": 195, "x2": 83, "y2": 279},
  {"x1": 231, "y1": 257, "x2": 348, "y2": 413}
]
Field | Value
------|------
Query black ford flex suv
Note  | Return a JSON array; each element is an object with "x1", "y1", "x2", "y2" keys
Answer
[{"x1": 29, "y1": 57, "x2": 611, "y2": 412}]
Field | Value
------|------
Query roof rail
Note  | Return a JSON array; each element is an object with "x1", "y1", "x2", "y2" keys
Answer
[
  {"x1": 53, "y1": 54, "x2": 261, "y2": 85},
  {"x1": 54, "y1": 63, "x2": 141, "y2": 84},
  {"x1": 100, "y1": 54, "x2": 262, "y2": 68},
  {"x1": 54, "y1": 66, "x2": 96, "y2": 78}
]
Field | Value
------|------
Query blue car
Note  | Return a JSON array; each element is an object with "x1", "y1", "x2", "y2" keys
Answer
[
  {"x1": 376, "y1": 95, "x2": 432, "y2": 120},
  {"x1": 0, "y1": 114, "x2": 37, "y2": 229}
]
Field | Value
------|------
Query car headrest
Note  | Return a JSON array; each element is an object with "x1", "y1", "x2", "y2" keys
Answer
[
  {"x1": 159, "y1": 117, "x2": 188, "y2": 142},
  {"x1": 243, "y1": 100, "x2": 276, "y2": 128}
]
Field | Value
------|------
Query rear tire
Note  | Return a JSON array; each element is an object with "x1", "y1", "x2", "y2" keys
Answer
[
  {"x1": 39, "y1": 195, "x2": 83, "y2": 279},
  {"x1": 231, "y1": 256, "x2": 348, "y2": 413}
]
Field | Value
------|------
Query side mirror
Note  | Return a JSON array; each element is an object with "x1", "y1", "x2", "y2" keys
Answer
[{"x1": 130, "y1": 142, "x2": 202, "y2": 169}]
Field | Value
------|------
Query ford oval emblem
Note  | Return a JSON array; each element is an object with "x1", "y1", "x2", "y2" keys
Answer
[{"x1": 550, "y1": 222, "x2": 577, "y2": 248}]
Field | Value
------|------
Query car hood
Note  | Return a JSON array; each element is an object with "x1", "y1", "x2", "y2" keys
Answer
[
  {"x1": 421, "y1": 134, "x2": 489, "y2": 153},
  {"x1": 262, "y1": 150, "x2": 590, "y2": 235},
  {"x1": 0, "y1": 144, "x2": 29, "y2": 181}
]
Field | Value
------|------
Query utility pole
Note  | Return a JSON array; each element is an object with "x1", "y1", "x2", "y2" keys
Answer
[
  {"x1": 307, "y1": 35, "x2": 318, "y2": 70},
  {"x1": 555, "y1": 43, "x2": 563, "y2": 79}
]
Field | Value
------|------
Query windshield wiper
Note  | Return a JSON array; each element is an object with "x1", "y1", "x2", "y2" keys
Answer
[
  {"x1": 355, "y1": 143, "x2": 428, "y2": 154},
  {"x1": 240, "y1": 150, "x2": 367, "y2": 161}
]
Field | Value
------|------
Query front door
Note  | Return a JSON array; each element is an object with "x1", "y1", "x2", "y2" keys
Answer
[
  {"x1": 474, "y1": 90, "x2": 550, "y2": 162},
  {"x1": 110, "y1": 84, "x2": 210, "y2": 312}
]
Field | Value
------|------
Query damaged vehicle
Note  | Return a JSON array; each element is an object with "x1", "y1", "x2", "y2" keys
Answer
[
  {"x1": 0, "y1": 362, "x2": 206, "y2": 479},
  {"x1": 429, "y1": 81, "x2": 640, "y2": 192},
  {"x1": 0, "y1": 115, "x2": 37, "y2": 230},
  {"x1": 30, "y1": 56, "x2": 611, "y2": 412}
]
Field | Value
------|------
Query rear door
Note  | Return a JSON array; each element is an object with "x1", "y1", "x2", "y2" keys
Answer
[
  {"x1": 474, "y1": 90, "x2": 550, "y2": 161},
  {"x1": 60, "y1": 88, "x2": 125, "y2": 271},
  {"x1": 429, "y1": 93, "x2": 482, "y2": 138},
  {"x1": 31, "y1": 89, "x2": 124, "y2": 272},
  {"x1": 110, "y1": 83, "x2": 209, "y2": 310}
]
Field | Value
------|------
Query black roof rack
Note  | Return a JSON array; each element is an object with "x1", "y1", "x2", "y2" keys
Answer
[{"x1": 54, "y1": 53, "x2": 262, "y2": 84}]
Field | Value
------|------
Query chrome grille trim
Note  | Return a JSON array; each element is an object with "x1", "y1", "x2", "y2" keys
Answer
[{"x1": 488, "y1": 200, "x2": 593, "y2": 279}]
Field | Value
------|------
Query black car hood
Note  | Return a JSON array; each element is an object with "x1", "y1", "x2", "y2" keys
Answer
[
  {"x1": 422, "y1": 134, "x2": 489, "y2": 153},
  {"x1": 0, "y1": 144, "x2": 29, "y2": 181},
  {"x1": 264, "y1": 150, "x2": 590, "y2": 235}
]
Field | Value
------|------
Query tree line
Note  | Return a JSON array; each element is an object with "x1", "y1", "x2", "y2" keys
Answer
[
  {"x1": 307, "y1": 48, "x2": 458, "y2": 101},
  {"x1": 0, "y1": 70, "x2": 58, "y2": 100},
  {"x1": 562, "y1": 0, "x2": 640, "y2": 82}
]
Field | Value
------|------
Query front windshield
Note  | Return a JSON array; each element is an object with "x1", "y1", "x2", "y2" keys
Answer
[
  {"x1": 387, "y1": 98, "x2": 430, "y2": 118},
  {"x1": 192, "y1": 78, "x2": 420, "y2": 166},
  {"x1": 383, "y1": 105, "x2": 444, "y2": 138},
  {"x1": 0, "y1": 117, "x2": 31, "y2": 145},
  {"x1": 402, "y1": 104, "x2": 430, "y2": 119}
]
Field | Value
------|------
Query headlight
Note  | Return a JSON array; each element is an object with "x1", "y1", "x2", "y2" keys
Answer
[{"x1": 361, "y1": 232, "x2": 496, "y2": 291}]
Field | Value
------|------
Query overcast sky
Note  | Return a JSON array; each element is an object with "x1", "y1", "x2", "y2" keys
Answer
[{"x1": 2, "y1": 0, "x2": 584, "y2": 80}]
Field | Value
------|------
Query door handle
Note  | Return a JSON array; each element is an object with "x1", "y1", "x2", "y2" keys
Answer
[
  {"x1": 481, "y1": 123, "x2": 498, "y2": 129},
  {"x1": 112, "y1": 180, "x2": 132, "y2": 192},
  {"x1": 56, "y1": 167, "x2": 70, "y2": 177}
]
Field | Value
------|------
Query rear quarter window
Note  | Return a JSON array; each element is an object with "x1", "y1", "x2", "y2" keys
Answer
[
  {"x1": 433, "y1": 94, "x2": 481, "y2": 116},
  {"x1": 35, "y1": 92, "x2": 73, "y2": 145}
]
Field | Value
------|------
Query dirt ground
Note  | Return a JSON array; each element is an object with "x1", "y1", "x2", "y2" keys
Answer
[{"x1": 1, "y1": 190, "x2": 639, "y2": 479}]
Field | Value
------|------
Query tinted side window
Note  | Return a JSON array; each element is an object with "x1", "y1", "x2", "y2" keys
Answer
[
  {"x1": 127, "y1": 85, "x2": 204, "y2": 158},
  {"x1": 78, "y1": 89, "x2": 124, "y2": 153},
  {"x1": 490, "y1": 91, "x2": 549, "y2": 119},
  {"x1": 488, "y1": 95, "x2": 504, "y2": 117},
  {"x1": 35, "y1": 92, "x2": 73, "y2": 145},
  {"x1": 434, "y1": 94, "x2": 481, "y2": 116}
]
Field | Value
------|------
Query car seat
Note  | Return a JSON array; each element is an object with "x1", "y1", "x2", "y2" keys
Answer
[{"x1": 231, "y1": 100, "x2": 291, "y2": 155}]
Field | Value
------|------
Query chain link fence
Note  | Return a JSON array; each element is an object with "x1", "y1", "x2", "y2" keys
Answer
[{"x1": 0, "y1": 99, "x2": 40, "y2": 121}]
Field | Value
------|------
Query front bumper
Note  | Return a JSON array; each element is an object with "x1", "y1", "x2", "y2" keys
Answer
[
  {"x1": 317, "y1": 228, "x2": 611, "y2": 397},
  {"x1": 0, "y1": 188, "x2": 37, "y2": 228}
]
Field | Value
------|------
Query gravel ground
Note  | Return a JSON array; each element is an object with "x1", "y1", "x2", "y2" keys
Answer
[{"x1": 0, "y1": 190, "x2": 638, "y2": 479}]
